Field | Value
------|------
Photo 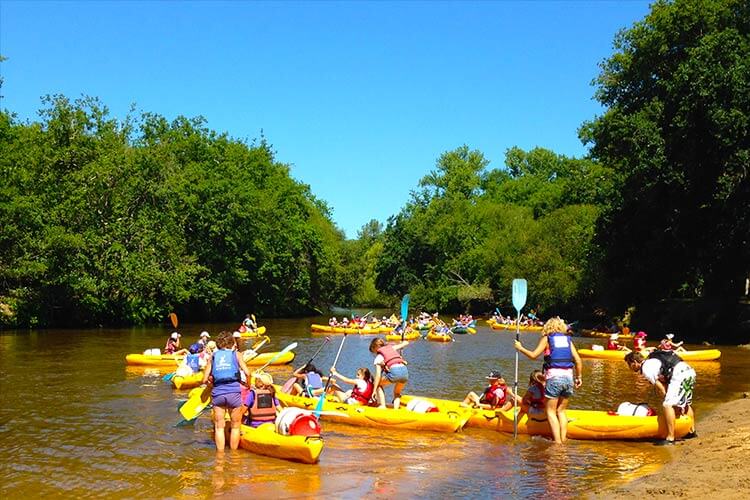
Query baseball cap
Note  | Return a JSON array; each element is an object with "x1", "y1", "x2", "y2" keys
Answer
[
  {"x1": 233, "y1": 331, "x2": 241, "y2": 338},
  {"x1": 170, "y1": 332, "x2": 180, "y2": 340},
  {"x1": 486, "y1": 370, "x2": 503, "y2": 379},
  {"x1": 666, "y1": 333, "x2": 674, "y2": 340},
  {"x1": 200, "y1": 331, "x2": 210, "y2": 338}
]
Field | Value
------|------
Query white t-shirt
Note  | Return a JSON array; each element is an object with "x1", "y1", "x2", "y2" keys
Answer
[
  {"x1": 641, "y1": 358, "x2": 690, "y2": 384},
  {"x1": 373, "y1": 354, "x2": 385, "y2": 367},
  {"x1": 352, "y1": 379, "x2": 368, "y2": 392}
]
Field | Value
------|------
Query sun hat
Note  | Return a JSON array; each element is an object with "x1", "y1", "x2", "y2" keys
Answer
[
  {"x1": 486, "y1": 370, "x2": 503, "y2": 379},
  {"x1": 610, "y1": 333, "x2": 619, "y2": 340},
  {"x1": 666, "y1": 333, "x2": 674, "y2": 340},
  {"x1": 635, "y1": 331, "x2": 647, "y2": 338},
  {"x1": 233, "y1": 331, "x2": 241, "y2": 338},
  {"x1": 200, "y1": 331, "x2": 210, "y2": 338},
  {"x1": 170, "y1": 332, "x2": 180, "y2": 340},
  {"x1": 206, "y1": 340, "x2": 217, "y2": 350},
  {"x1": 257, "y1": 372, "x2": 274, "y2": 386}
]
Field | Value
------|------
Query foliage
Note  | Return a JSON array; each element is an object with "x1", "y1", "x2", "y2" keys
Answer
[
  {"x1": 581, "y1": 0, "x2": 750, "y2": 305},
  {"x1": 0, "y1": 96, "x2": 351, "y2": 326}
]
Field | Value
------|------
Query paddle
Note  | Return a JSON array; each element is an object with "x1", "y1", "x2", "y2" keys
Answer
[
  {"x1": 169, "y1": 312, "x2": 178, "y2": 329},
  {"x1": 242, "y1": 337, "x2": 270, "y2": 363},
  {"x1": 315, "y1": 334, "x2": 347, "y2": 417},
  {"x1": 303, "y1": 336, "x2": 331, "y2": 369},
  {"x1": 400, "y1": 294, "x2": 410, "y2": 342},
  {"x1": 253, "y1": 342, "x2": 299, "y2": 373},
  {"x1": 512, "y1": 278, "x2": 527, "y2": 439}
]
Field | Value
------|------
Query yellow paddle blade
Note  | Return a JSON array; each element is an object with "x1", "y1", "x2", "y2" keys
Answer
[{"x1": 179, "y1": 385, "x2": 211, "y2": 421}]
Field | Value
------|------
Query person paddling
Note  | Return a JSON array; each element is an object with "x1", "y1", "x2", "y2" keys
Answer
[
  {"x1": 164, "y1": 332, "x2": 189, "y2": 356},
  {"x1": 514, "y1": 316, "x2": 583, "y2": 444},
  {"x1": 624, "y1": 350, "x2": 697, "y2": 445},
  {"x1": 369, "y1": 337, "x2": 409, "y2": 409},
  {"x1": 658, "y1": 333, "x2": 686, "y2": 352},
  {"x1": 290, "y1": 363, "x2": 325, "y2": 397},
  {"x1": 607, "y1": 333, "x2": 631, "y2": 351},
  {"x1": 329, "y1": 367, "x2": 375, "y2": 405}
]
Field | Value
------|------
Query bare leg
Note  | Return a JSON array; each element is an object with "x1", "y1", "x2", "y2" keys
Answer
[
  {"x1": 545, "y1": 397, "x2": 562, "y2": 444},
  {"x1": 663, "y1": 403, "x2": 676, "y2": 441},
  {"x1": 229, "y1": 406, "x2": 243, "y2": 450},
  {"x1": 687, "y1": 405, "x2": 695, "y2": 432},
  {"x1": 556, "y1": 397, "x2": 570, "y2": 443},
  {"x1": 461, "y1": 391, "x2": 480, "y2": 407},
  {"x1": 376, "y1": 386, "x2": 386, "y2": 408},
  {"x1": 393, "y1": 382, "x2": 406, "y2": 409},
  {"x1": 213, "y1": 406, "x2": 227, "y2": 452}
]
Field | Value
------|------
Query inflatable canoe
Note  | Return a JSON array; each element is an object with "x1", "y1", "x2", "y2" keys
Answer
[
  {"x1": 451, "y1": 326, "x2": 476, "y2": 334},
  {"x1": 385, "y1": 330, "x2": 421, "y2": 342},
  {"x1": 486, "y1": 320, "x2": 543, "y2": 332},
  {"x1": 239, "y1": 325, "x2": 267, "y2": 338},
  {"x1": 310, "y1": 324, "x2": 394, "y2": 335},
  {"x1": 274, "y1": 388, "x2": 471, "y2": 433},
  {"x1": 425, "y1": 330, "x2": 453, "y2": 342},
  {"x1": 172, "y1": 371, "x2": 203, "y2": 390},
  {"x1": 235, "y1": 423, "x2": 324, "y2": 464},
  {"x1": 126, "y1": 350, "x2": 295, "y2": 367},
  {"x1": 578, "y1": 348, "x2": 721, "y2": 361},
  {"x1": 580, "y1": 329, "x2": 634, "y2": 340},
  {"x1": 401, "y1": 395, "x2": 693, "y2": 440}
]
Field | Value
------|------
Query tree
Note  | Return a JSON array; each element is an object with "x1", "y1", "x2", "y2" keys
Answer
[{"x1": 581, "y1": 0, "x2": 750, "y2": 304}]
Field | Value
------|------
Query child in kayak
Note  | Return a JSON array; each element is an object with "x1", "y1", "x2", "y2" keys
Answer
[
  {"x1": 370, "y1": 337, "x2": 409, "y2": 409},
  {"x1": 460, "y1": 370, "x2": 520, "y2": 411},
  {"x1": 519, "y1": 370, "x2": 546, "y2": 420},
  {"x1": 329, "y1": 367, "x2": 375, "y2": 405},
  {"x1": 607, "y1": 333, "x2": 631, "y2": 351},
  {"x1": 244, "y1": 372, "x2": 281, "y2": 427},
  {"x1": 290, "y1": 363, "x2": 326, "y2": 397},
  {"x1": 164, "y1": 332, "x2": 189, "y2": 356},
  {"x1": 658, "y1": 333, "x2": 686, "y2": 352}
]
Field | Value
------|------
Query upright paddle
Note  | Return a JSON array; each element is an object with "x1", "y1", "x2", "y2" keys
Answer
[
  {"x1": 512, "y1": 278, "x2": 528, "y2": 439},
  {"x1": 315, "y1": 334, "x2": 347, "y2": 417},
  {"x1": 304, "y1": 337, "x2": 331, "y2": 369},
  {"x1": 400, "y1": 294, "x2": 410, "y2": 342},
  {"x1": 169, "y1": 312, "x2": 178, "y2": 329}
]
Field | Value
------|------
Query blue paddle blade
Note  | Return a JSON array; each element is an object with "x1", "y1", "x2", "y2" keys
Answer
[
  {"x1": 313, "y1": 392, "x2": 325, "y2": 418},
  {"x1": 401, "y1": 294, "x2": 410, "y2": 322},
  {"x1": 163, "y1": 372, "x2": 175, "y2": 382},
  {"x1": 512, "y1": 279, "x2": 527, "y2": 313}
]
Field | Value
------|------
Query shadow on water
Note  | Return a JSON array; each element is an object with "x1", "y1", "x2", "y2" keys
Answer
[{"x1": 1, "y1": 318, "x2": 748, "y2": 497}]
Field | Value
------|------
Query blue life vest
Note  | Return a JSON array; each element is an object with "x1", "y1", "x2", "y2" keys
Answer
[
  {"x1": 212, "y1": 349, "x2": 240, "y2": 385},
  {"x1": 543, "y1": 332, "x2": 574, "y2": 370},
  {"x1": 186, "y1": 353, "x2": 201, "y2": 373},
  {"x1": 304, "y1": 372, "x2": 323, "y2": 396}
]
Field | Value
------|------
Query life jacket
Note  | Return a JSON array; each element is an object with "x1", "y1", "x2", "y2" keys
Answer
[
  {"x1": 350, "y1": 379, "x2": 374, "y2": 404},
  {"x1": 658, "y1": 340, "x2": 674, "y2": 351},
  {"x1": 480, "y1": 384, "x2": 507, "y2": 408},
  {"x1": 634, "y1": 338, "x2": 647, "y2": 350},
  {"x1": 303, "y1": 372, "x2": 324, "y2": 396},
  {"x1": 211, "y1": 349, "x2": 240, "y2": 385},
  {"x1": 248, "y1": 387, "x2": 277, "y2": 424},
  {"x1": 186, "y1": 353, "x2": 201, "y2": 372},
  {"x1": 646, "y1": 350, "x2": 683, "y2": 383},
  {"x1": 543, "y1": 332, "x2": 574, "y2": 370},
  {"x1": 164, "y1": 339, "x2": 177, "y2": 354},
  {"x1": 528, "y1": 382, "x2": 545, "y2": 409},
  {"x1": 606, "y1": 341, "x2": 619, "y2": 350},
  {"x1": 377, "y1": 344, "x2": 404, "y2": 370}
]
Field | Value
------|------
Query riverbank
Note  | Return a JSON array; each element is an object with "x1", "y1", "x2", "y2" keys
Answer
[{"x1": 597, "y1": 394, "x2": 750, "y2": 498}]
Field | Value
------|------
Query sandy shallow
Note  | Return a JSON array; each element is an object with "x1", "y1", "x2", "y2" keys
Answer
[{"x1": 596, "y1": 394, "x2": 750, "y2": 498}]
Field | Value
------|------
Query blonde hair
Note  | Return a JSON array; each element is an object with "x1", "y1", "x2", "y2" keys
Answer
[{"x1": 542, "y1": 316, "x2": 568, "y2": 336}]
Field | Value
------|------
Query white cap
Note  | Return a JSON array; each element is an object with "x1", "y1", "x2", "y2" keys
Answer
[
  {"x1": 666, "y1": 333, "x2": 674, "y2": 340},
  {"x1": 170, "y1": 332, "x2": 180, "y2": 339},
  {"x1": 233, "y1": 331, "x2": 241, "y2": 338},
  {"x1": 610, "y1": 333, "x2": 619, "y2": 339},
  {"x1": 200, "y1": 331, "x2": 210, "y2": 338}
]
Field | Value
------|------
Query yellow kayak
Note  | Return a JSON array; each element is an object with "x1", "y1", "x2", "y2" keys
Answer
[
  {"x1": 425, "y1": 330, "x2": 453, "y2": 342},
  {"x1": 386, "y1": 330, "x2": 421, "y2": 341},
  {"x1": 235, "y1": 423, "x2": 324, "y2": 464},
  {"x1": 578, "y1": 348, "x2": 721, "y2": 361},
  {"x1": 580, "y1": 329, "x2": 634, "y2": 340},
  {"x1": 401, "y1": 395, "x2": 693, "y2": 440},
  {"x1": 239, "y1": 326, "x2": 267, "y2": 338},
  {"x1": 126, "y1": 350, "x2": 294, "y2": 367},
  {"x1": 274, "y1": 387, "x2": 471, "y2": 433},
  {"x1": 310, "y1": 324, "x2": 394, "y2": 335},
  {"x1": 172, "y1": 371, "x2": 203, "y2": 390},
  {"x1": 486, "y1": 320, "x2": 543, "y2": 332}
]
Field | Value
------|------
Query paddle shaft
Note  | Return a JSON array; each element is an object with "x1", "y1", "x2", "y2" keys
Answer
[
  {"x1": 514, "y1": 313, "x2": 520, "y2": 438},
  {"x1": 254, "y1": 342, "x2": 298, "y2": 372},
  {"x1": 305, "y1": 337, "x2": 331, "y2": 368},
  {"x1": 324, "y1": 334, "x2": 347, "y2": 393}
]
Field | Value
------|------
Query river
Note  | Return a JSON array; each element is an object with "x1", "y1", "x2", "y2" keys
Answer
[{"x1": 2, "y1": 316, "x2": 748, "y2": 498}]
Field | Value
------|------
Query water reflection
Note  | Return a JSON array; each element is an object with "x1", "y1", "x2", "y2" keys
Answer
[{"x1": 1, "y1": 321, "x2": 748, "y2": 497}]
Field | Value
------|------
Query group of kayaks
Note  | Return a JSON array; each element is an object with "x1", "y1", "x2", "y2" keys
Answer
[
  {"x1": 486, "y1": 319, "x2": 543, "y2": 332},
  {"x1": 578, "y1": 348, "x2": 722, "y2": 361}
]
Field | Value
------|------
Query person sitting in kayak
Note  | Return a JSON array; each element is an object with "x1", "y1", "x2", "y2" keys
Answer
[
  {"x1": 633, "y1": 331, "x2": 651, "y2": 354},
  {"x1": 175, "y1": 343, "x2": 204, "y2": 377},
  {"x1": 290, "y1": 363, "x2": 326, "y2": 397},
  {"x1": 197, "y1": 331, "x2": 211, "y2": 346},
  {"x1": 460, "y1": 370, "x2": 520, "y2": 411},
  {"x1": 203, "y1": 331, "x2": 252, "y2": 451},
  {"x1": 658, "y1": 333, "x2": 686, "y2": 352},
  {"x1": 240, "y1": 314, "x2": 257, "y2": 333},
  {"x1": 518, "y1": 370, "x2": 546, "y2": 420},
  {"x1": 164, "y1": 332, "x2": 189, "y2": 356},
  {"x1": 329, "y1": 367, "x2": 375, "y2": 405},
  {"x1": 606, "y1": 333, "x2": 631, "y2": 351},
  {"x1": 370, "y1": 337, "x2": 409, "y2": 410},
  {"x1": 328, "y1": 316, "x2": 338, "y2": 327},
  {"x1": 244, "y1": 372, "x2": 280, "y2": 428}
]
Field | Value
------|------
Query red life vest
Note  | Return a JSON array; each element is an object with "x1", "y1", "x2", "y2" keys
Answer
[
  {"x1": 350, "y1": 379, "x2": 374, "y2": 404},
  {"x1": 480, "y1": 384, "x2": 507, "y2": 408},
  {"x1": 248, "y1": 388, "x2": 276, "y2": 424},
  {"x1": 528, "y1": 382, "x2": 545, "y2": 409},
  {"x1": 377, "y1": 344, "x2": 404, "y2": 370},
  {"x1": 606, "y1": 341, "x2": 618, "y2": 350}
]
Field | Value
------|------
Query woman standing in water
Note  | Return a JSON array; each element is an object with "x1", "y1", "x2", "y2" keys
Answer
[{"x1": 514, "y1": 317, "x2": 583, "y2": 444}]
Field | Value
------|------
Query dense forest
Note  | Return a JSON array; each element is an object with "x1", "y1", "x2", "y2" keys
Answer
[{"x1": 1, "y1": 0, "x2": 748, "y2": 339}]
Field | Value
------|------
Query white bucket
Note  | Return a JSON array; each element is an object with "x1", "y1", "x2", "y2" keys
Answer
[
  {"x1": 591, "y1": 344, "x2": 605, "y2": 351},
  {"x1": 617, "y1": 402, "x2": 653, "y2": 417},
  {"x1": 143, "y1": 348, "x2": 161, "y2": 356},
  {"x1": 406, "y1": 398, "x2": 438, "y2": 413}
]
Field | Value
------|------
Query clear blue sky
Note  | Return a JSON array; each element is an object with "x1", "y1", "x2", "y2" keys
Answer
[{"x1": 0, "y1": 1, "x2": 650, "y2": 238}]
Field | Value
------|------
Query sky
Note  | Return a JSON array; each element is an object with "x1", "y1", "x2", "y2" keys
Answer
[{"x1": 0, "y1": 1, "x2": 652, "y2": 238}]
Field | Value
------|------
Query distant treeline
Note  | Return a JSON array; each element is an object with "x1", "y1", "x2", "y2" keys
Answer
[{"x1": 1, "y1": 0, "x2": 748, "y2": 339}]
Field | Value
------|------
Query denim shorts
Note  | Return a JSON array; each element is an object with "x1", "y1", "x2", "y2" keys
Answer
[
  {"x1": 385, "y1": 364, "x2": 409, "y2": 383},
  {"x1": 213, "y1": 392, "x2": 243, "y2": 409},
  {"x1": 544, "y1": 375, "x2": 574, "y2": 399}
]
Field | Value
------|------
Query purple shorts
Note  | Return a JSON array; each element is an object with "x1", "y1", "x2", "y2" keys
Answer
[{"x1": 212, "y1": 392, "x2": 243, "y2": 409}]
